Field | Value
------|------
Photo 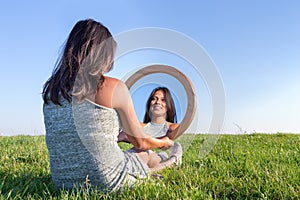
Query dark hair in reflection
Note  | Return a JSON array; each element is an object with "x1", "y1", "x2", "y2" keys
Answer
[
  {"x1": 42, "y1": 19, "x2": 116, "y2": 105},
  {"x1": 143, "y1": 87, "x2": 177, "y2": 123}
]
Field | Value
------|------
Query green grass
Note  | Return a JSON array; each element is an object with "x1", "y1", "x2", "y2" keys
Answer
[{"x1": 0, "y1": 134, "x2": 299, "y2": 199}]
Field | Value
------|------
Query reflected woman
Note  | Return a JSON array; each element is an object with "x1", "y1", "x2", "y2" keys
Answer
[{"x1": 142, "y1": 87, "x2": 179, "y2": 139}]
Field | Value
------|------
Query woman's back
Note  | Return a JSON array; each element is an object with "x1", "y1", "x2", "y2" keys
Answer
[
  {"x1": 42, "y1": 19, "x2": 174, "y2": 192},
  {"x1": 44, "y1": 96, "x2": 149, "y2": 191}
]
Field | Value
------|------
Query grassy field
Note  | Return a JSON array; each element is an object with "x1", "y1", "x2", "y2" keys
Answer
[{"x1": 0, "y1": 134, "x2": 299, "y2": 199}]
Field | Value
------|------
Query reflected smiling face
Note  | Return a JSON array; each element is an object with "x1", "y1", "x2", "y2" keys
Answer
[{"x1": 150, "y1": 90, "x2": 167, "y2": 118}]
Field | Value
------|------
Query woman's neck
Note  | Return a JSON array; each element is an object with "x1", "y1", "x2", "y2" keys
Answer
[{"x1": 151, "y1": 116, "x2": 167, "y2": 124}]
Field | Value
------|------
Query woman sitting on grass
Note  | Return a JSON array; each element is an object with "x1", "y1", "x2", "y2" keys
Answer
[{"x1": 42, "y1": 19, "x2": 181, "y2": 192}]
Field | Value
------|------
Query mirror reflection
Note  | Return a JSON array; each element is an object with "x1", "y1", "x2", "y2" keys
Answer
[
  {"x1": 140, "y1": 87, "x2": 179, "y2": 138},
  {"x1": 124, "y1": 65, "x2": 196, "y2": 140}
]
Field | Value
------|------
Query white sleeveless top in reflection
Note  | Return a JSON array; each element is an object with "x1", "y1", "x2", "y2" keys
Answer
[{"x1": 143, "y1": 122, "x2": 169, "y2": 138}]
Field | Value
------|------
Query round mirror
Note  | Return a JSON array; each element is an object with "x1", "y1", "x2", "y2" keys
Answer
[{"x1": 125, "y1": 64, "x2": 197, "y2": 139}]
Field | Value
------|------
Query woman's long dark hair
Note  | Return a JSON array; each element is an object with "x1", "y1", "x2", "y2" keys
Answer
[
  {"x1": 143, "y1": 87, "x2": 177, "y2": 123},
  {"x1": 42, "y1": 19, "x2": 116, "y2": 105}
]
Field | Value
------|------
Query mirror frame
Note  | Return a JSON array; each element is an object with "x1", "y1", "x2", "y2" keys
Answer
[{"x1": 125, "y1": 64, "x2": 197, "y2": 138}]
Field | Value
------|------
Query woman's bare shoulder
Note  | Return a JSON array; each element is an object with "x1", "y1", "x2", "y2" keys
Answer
[
  {"x1": 103, "y1": 76, "x2": 122, "y2": 85},
  {"x1": 102, "y1": 76, "x2": 127, "y2": 92},
  {"x1": 95, "y1": 77, "x2": 127, "y2": 108},
  {"x1": 140, "y1": 122, "x2": 146, "y2": 127},
  {"x1": 168, "y1": 122, "x2": 179, "y2": 130},
  {"x1": 102, "y1": 76, "x2": 131, "y2": 109}
]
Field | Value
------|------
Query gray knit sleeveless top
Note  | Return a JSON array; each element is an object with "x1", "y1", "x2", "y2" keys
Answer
[{"x1": 43, "y1": 96, "x2": 149, "y2": 191}]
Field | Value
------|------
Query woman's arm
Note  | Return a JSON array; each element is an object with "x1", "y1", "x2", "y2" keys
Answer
[
  {"x1": 117, "y1": 123, "x2": 147, "y2": 143},
  {"x1": 166, "y1": 123, "x2": 180, "y2": 140},
  {"x1": 112, "y1": 80, "x2": 173, "y2": 150}
]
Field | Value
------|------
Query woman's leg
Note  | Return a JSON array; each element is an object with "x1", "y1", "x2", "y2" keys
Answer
[
  {"x1": 149, "y1": 156, "x2": 177, "y2": 173},
  {"x1": 135, "y1": 142, "x2": 182, "y2": 172},
  {"x1": 134, "y1": 149, "x2": 162, "y2": 168},
  {"x1": 149, "y1": 142, "x2": 182, "y2": 172},
  {"x1": 147, "y1": 151, "x2": 165, "y2": 168},
  {"x1": 135, "y1": 150, "x2": 176, "y2": 172}
]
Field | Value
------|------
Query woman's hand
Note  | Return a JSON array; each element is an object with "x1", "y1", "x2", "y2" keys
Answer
[{"x1": 159, "y1": 136, "x2": 174, "y2": 150}]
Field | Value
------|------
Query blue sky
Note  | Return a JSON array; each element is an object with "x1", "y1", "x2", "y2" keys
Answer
[{"x1": 0, "y1": 1, "x2": 299, "y2": 135}]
